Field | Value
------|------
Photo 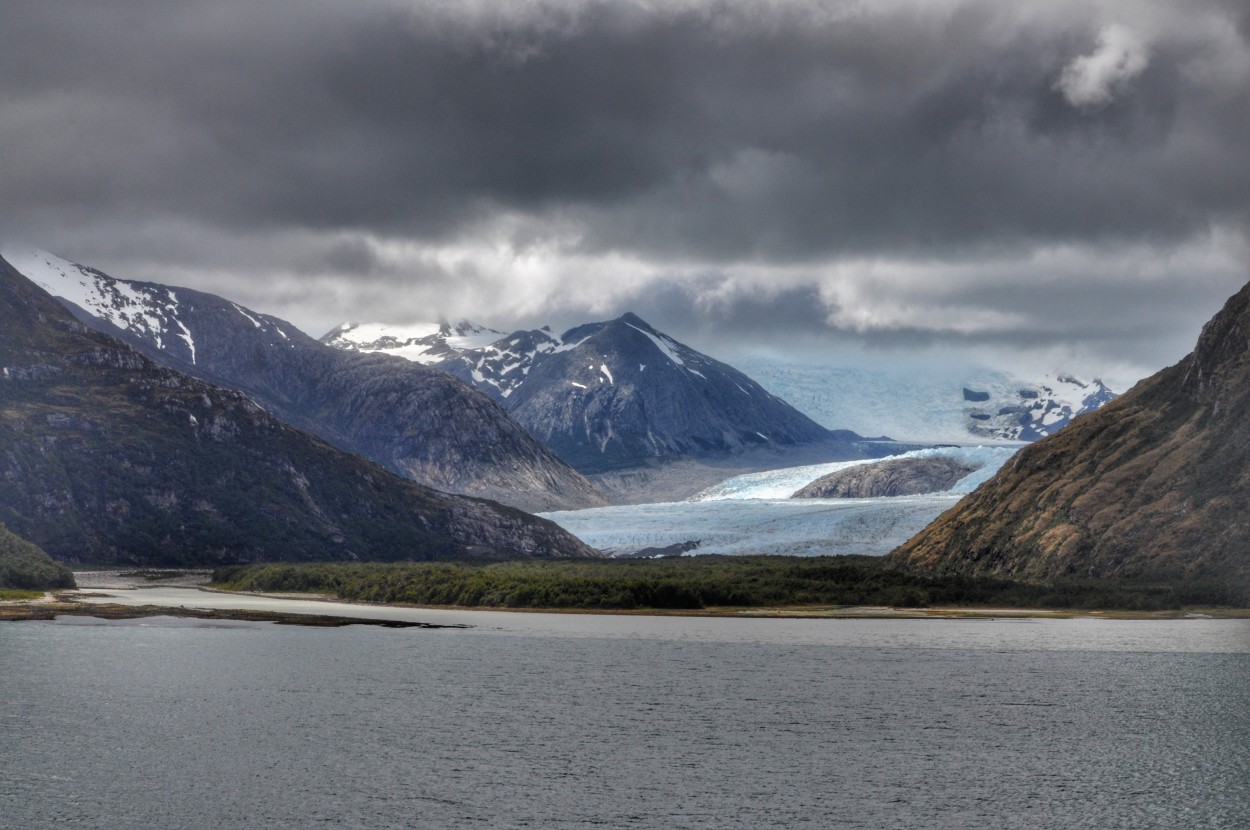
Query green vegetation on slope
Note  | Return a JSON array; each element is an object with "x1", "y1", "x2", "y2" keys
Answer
[
  {"x1": 0, "y1": 523, "x2": 74, "y2": 590},
  {"x1": 892, "y1": 280, "x2": 1250, "y2": 588},
  {"x1": 213, "y1": 556, "x2": 1247, "y2": 612}
]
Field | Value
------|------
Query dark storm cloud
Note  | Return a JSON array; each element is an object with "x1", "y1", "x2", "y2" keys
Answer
[
  {"x1": 1, "y1": 0, "x2": 1248, "y2": 383},
  {"x1": 3, "y1": 0, "x2": 1246, "y2": 255}
]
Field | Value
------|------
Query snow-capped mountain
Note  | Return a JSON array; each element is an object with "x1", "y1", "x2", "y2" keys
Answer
[
  {"x1": 323, "y1": 320, "x2": 505, "y2": 364},
  {"x1": 733, "y1": 359, "x2": 1118, "y2": 444},
  {"x1": 326, "y1": 311, "x2": 881, "y2": 473},
  {"x1": 7, "y1": 248, "x2": 298, "y2": 367},
  {"x1": 5, "y1": 248, "x2": 604, "y2": 513},
  {"x1": 498, "y1": 313, "x2": 862, "y2": 471},
  {"x1": 0, "y1": 253, "x2": 596, "y2": 565}
]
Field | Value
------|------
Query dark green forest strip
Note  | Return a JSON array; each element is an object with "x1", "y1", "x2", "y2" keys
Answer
[{"x1": 212, "y1": 556, "x2": 1249, "y2": 612}]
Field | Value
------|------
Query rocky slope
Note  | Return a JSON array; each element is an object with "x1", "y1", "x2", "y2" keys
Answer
[
  {"x1": 7, "y1": 250, "x2": 602, "y2": 512},
  {"x1": 0, "y1": 255, "x2": 597, "y2": 566},
  {"x1": 890, "y1": 280, "x2": 1250, "y2": 587},
  {"x1": 792, "y1": 457, "x2": 980, "y2": 499}
]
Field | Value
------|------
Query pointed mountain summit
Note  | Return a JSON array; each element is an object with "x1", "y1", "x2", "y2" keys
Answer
[
  {"x1": 890, "y1": 279, "x2": 1250, "y2": 589},
  {"x1": 0, "y1": 255, "x2": 596, "y2": 565},
  {"x1": 7, "y1": 249, "x2": 603, "y2": 512},
  {"x1": 415, "y1": 311, "x2": 872, "y2": 473},
  {"x1": 500, "y1": 313, "x2": 855, "y2": 472}
]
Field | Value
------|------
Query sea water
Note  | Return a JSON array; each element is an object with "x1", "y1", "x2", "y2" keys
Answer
[{"x1": 2, "y1": 601, "x2": 1247, "y2": 829}]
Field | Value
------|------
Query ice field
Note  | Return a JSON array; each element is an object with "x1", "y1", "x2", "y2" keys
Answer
[{"x1": 541, "y1": 446, "x2": 1018, "y2": 557}]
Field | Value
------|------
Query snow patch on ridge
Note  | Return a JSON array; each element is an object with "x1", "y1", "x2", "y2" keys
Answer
[
  {"x1": 627, "y1": 322, "x2": 686, "y2": 367},
  {"x1": 6, "y1": 248, "x2": 198, "y2": 362},
  {"x1": 325, "y1": 320, "x2": 504, "y2": 364}
]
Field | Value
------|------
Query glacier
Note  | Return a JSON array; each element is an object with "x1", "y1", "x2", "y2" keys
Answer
[{"x1": 540, "y1": 446, "x2": 1017, "y2": 557}]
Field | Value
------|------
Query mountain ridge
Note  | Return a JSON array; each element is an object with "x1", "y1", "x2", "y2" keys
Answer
[
  {"x1": 889, "y1": 279, "x2": 1250, "y2": 588},
  {"x1": 7, "y1": 249, "x2": 604, "y2": 513},
  {"x1": 0, "y1": 254, "x2": 598, "y2": 565},
  {"x1": 327, "y1": 311, "x2": 879, "y2": 474}
]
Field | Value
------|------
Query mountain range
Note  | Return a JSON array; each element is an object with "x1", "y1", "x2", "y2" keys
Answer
[
  {"x1": 327, "y1": 312, "x2": 881, "y2": 474},
  {"x1": 0, "y1": 254, "x2": 596, "y2": 565},
  {"x1": 891, "y1": 278, "x2": 1250, "y2": 590},
  {"x1": 7, "y1": 249, "x2": 603, "y2": 513}
]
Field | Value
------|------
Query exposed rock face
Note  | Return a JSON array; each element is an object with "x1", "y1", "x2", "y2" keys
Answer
[
  {"x1": 0, "y1": 256, "x2": 598, "y2": 566},
  {"x1": 8, "y1": 250, "x2": 602, "y2": 512},
  {"x1": 890, "y1": 280, "x2": 1250, "y2": 587},
  {"x1": 793, "y1": 457, "x2": 979, "y2": 499}
]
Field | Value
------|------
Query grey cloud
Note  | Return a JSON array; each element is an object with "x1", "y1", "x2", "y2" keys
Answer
[
  {"x1": 1, "y1": 0, "x2": 1248, "y2": 385},
  {"x1": 3, "y1": 0, "x2": 1247, "y2": 255}
]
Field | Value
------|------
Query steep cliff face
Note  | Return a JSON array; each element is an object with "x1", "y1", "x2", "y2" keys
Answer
[
  {"x1": 0, "y1": 256, "x2": 598, "y2": 565},
  {"x1": 890, "y1": 281, "x2": 1250, "y2": 587},
  {"x1": 8, "y1": 250, "x2": 604, "y2": 512}
]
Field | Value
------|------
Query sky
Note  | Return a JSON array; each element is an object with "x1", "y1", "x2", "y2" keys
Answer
[{"x1": 3, "y1": 0, "x2": 1248, "y2": 389}]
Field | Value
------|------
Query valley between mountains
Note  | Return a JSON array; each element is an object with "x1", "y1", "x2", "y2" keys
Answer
[{"x1": 2, "y1": 247, "x2": 1246, "y2": 609}]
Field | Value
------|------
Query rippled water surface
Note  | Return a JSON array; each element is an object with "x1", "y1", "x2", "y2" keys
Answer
[{"x1": 3, "y1": 603, "x2": 1248, "y2": 829}]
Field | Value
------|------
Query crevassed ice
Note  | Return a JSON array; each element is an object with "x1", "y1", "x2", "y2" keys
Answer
[{"x1": 539, "y1": 446, "x2": 1019, "y2": 557}]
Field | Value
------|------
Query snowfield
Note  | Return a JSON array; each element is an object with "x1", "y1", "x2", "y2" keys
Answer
[
  {"x1": 733, "y1": 358, "x2": 1115, "y2": 444},
  {"x1": 541, "y1": 446, "x2": 1017, "y2": 557}
]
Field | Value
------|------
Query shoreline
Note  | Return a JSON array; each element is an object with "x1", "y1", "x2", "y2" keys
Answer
[
  {"x1": 0, "y1": 592, "x2": 464, "y2": 628},
  {"x1": 2, "y1": 586, "x2": 1248, "y2": 624}
]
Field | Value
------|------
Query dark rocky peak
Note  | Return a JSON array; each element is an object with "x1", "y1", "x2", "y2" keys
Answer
[{"x1": 1180, "y1": 281, "x2": 1250, "y2": 404}]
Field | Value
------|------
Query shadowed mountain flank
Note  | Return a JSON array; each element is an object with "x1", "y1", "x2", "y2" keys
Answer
[
  {"x1": 890, "y1": 280, "x2": 1250, "y2": 587},
  {"x1": 0, "y1": 256, "x2": 597, "y2": 565}
]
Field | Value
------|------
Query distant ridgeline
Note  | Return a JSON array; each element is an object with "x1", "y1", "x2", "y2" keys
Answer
[
  {"x1": 891, "y1": 278, "x2": 1250, "y2": 596},
  {"x1": 327, "y1": 312, "x2": 888, "y2": 473},
  {"x1": 0, "y1": 255, "x2": 596, "y2": 566}
]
